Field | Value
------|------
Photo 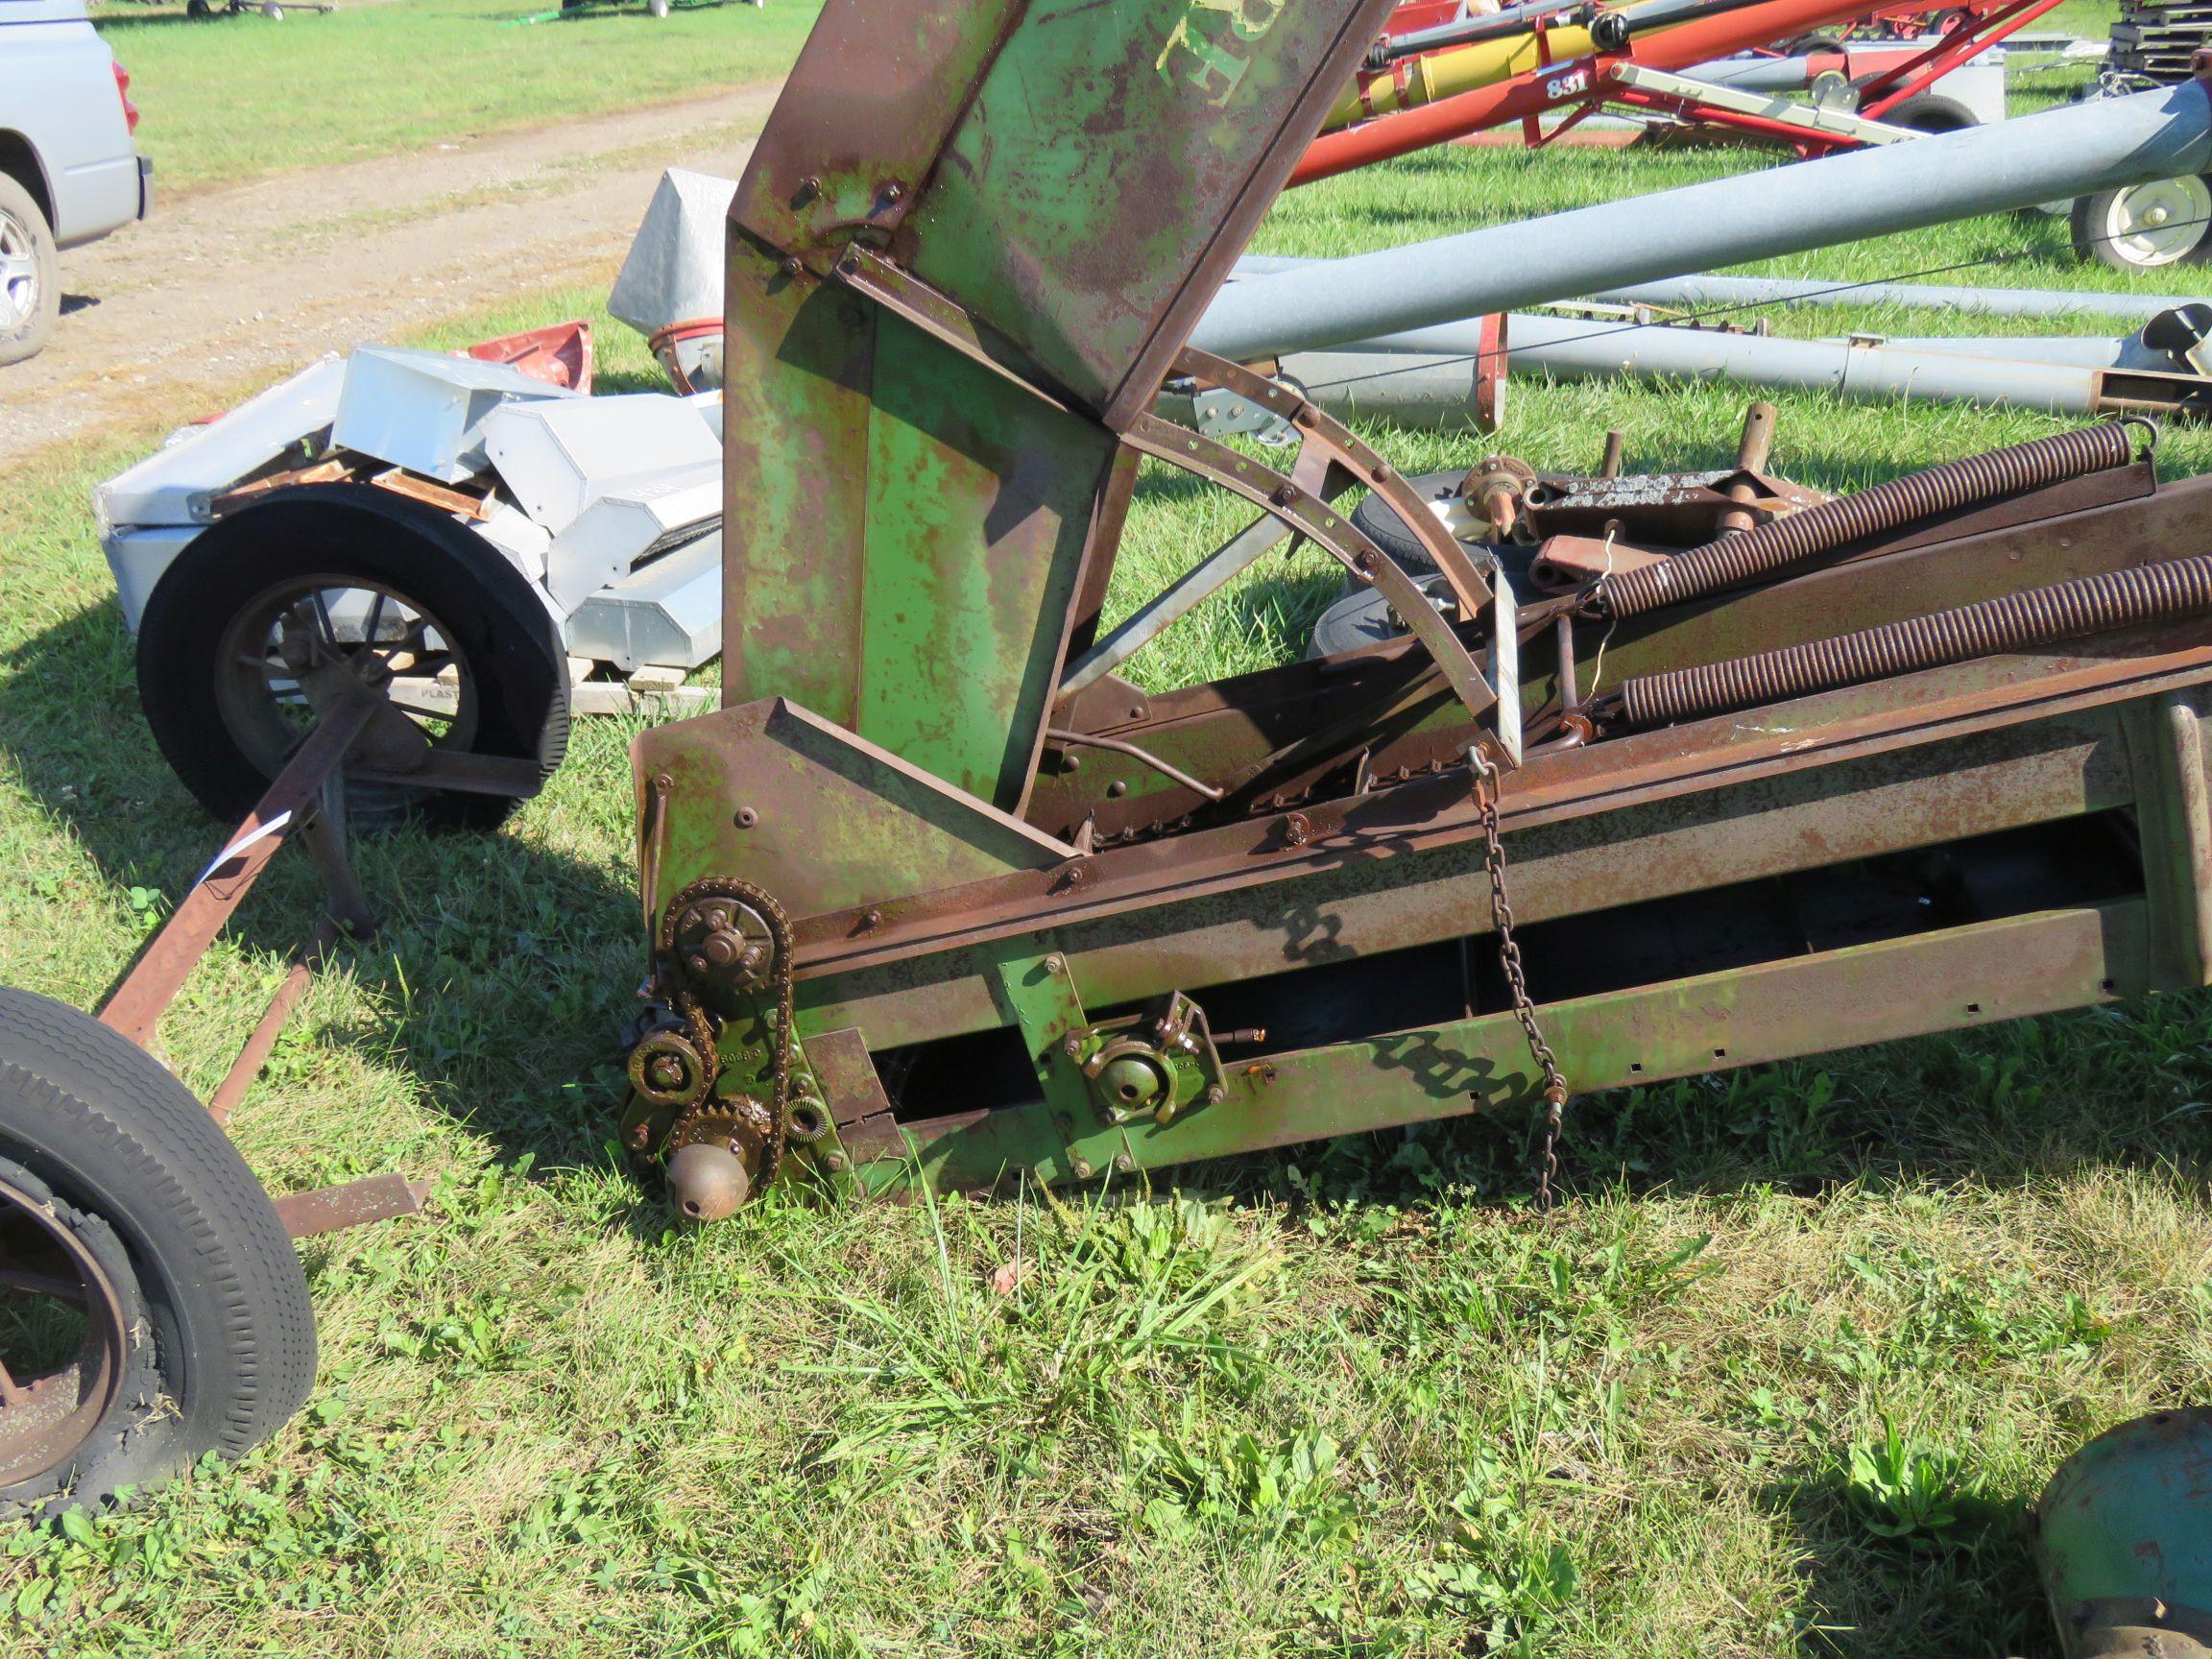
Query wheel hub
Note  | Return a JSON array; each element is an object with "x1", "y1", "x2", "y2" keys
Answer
[
  {"x1": 2106, "y1": 178, "x2": 2212, "y2": 268},
  {"x1": 0, "y1": 1176, "x2": 130, "y2": 1490},
  {"x1": 0, "y1": 211, "x2": 36, "y2": 332}
]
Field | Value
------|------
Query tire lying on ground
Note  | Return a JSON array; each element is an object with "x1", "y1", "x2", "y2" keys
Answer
[
  {"x1": 0, "y1": 987, "x2": 315, "y2": 1517},
  {"x1": 136, "y1": 485, "x2": 570, "y2": 831}
]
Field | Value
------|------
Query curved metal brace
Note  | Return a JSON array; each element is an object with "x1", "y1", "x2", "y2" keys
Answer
[
  {"x1": 1121, "y1": 348, "x2": 1518, "y2": 759},
  {"x1": 1174, "y1": 348, "x2": 1502, "y2": 624}
]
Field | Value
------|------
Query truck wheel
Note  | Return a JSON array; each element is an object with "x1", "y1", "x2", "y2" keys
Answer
[
  {"x1": 0, "y1": 988, "x2": 316, "y2": 1518},
  {"x1": 0, "y1": 174, "x2": 59, "y2": 370},
  {"x1": 2072, "y1": 177, "x2": 2212, "y2": 272},
  {"x1": 136, "y1": 486, "x2": 570, "y2": 832}
]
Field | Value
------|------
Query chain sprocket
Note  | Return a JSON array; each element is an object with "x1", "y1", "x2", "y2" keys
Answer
[{"x1": 658, "y1": 877, "x2": 797, "y2": 1189}]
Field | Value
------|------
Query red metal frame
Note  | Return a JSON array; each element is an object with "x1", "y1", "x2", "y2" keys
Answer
[{"x1": 1297, "y1": 0, "x2": 2056, "y2": 183}]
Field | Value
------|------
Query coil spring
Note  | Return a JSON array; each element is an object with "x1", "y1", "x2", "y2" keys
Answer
[
  {"x1": 1616, "y1": 551, "x2": 2212, "y2": 729},
  {"x1": 1599, "y1": 421, "x2": 2139, "y2": 620}
]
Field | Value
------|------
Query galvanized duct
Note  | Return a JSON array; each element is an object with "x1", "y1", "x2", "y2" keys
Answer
[
  {"x1": 1599, "y1": 421, "x2": 2137, "y2": 618},
  {"x1": 1613, "y1": 550, "x2": 2212, "y2": 727}
]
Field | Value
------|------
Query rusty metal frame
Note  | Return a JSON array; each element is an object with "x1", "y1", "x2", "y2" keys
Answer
[
  {"x1": 94, "y1": 696, "x2": 462, "y2": 1239},
  {"x1": 672, "y1": 0, "x2": 2212, "y2": 1210}
]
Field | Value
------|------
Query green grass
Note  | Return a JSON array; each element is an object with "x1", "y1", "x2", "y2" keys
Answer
[
  {"x1": 93, "y1": 0, "x2": 824, "y2": 195},
  {"x1": 12, "y1": 23, "x2": 2212, "y2": 1657}
]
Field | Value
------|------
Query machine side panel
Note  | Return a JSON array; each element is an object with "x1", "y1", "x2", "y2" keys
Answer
[
  {"x1": 908, "y1": 0, "x2": 1400, "y2": 419},
  {"x1": 637, "y1": 697, "x2": 1071, "y2": 926},
  {"x1": 857, "y1": 314, "x2": 1118, "y2": 803},
  {"x1": 722, "y1": 233, "x2": 877, "y2": 727},
  {"x1": 728, "y1": 0, "x2": 1028, "y2": 262}
]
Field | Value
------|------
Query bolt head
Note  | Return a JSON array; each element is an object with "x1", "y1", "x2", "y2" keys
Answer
[
  {"x1": 824, "y1": 1152, "x2": 850, "y2": 1175},
  {"x1": 1062, "y1": 1034, "x2": 1084, "y2": 1058},
  {"x1": 1070, "y1": 1158, "x2": 1094, "y2": 1180},
  {"x1": 1043, "y1": 953, "x2": 1067, "y2": 974},
  {"x1": 1204, "y1": 1086, "x2": 1224, "y2": 1106},
  {"x1": 1114, "y1": 1153, "x2": 1135, "y2": 1174}
]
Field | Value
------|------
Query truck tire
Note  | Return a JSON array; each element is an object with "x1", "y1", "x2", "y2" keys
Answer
[
  {"x1": 0, "y1": 173, "x2": 60, "y2": 370},
  {"x1": 136, "y1": 486, "x2": 570, "y2": 831},
  {"x1": 0, "y1": 987, "x2": 316, "y2": 1518}
]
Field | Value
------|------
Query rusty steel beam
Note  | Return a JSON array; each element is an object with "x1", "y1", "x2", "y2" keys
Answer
[
  {"x1": 271, "y1": 1174, "x2": 432, "y2": 1240},
  {"x1": 99, "y1": 698, "x2": 375, "y2": 1047},
  {"x1": 859, "y1": 901, "x2": 2146, "y2": 1192}
]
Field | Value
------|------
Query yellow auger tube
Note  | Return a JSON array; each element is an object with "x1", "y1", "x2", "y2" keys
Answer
[{"x1": 1321, "y1": 24, "x2": 1602, "y2": 132}]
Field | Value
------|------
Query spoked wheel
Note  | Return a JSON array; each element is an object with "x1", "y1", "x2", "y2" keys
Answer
[
  {"x1": 212, "y1": 574, "x2": 485, "y2": 822},
  {"x1": 138, "y1": 486, "x2": 569, "y2": 832},
  {"x1": 2072, "y1": 177, "x2": 2212, "y2": 273},
  {"x1": 0, "y1": 987, "x2": 316, "y2": 1518}
]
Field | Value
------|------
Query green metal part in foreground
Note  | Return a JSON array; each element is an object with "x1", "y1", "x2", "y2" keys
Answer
[
  {"x1": 2035, "y1": 1408, "x2": 2212, "y2": 1659},
  {"x1": 625, "y1": 0, "x2": 2212, "y2": 1217},
  {"x1": 720, "y1": 0, "x2": 1397, "y2": 810}
]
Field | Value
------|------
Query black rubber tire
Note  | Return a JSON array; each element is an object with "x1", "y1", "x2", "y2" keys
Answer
[
  {"x1": 1884, "y1": 94, "x2": 1980, "y2": 135},
  {"x1": 1347, "y1": 469, "x2": 1463, "y2": 577},
  {"x1": 1344, "y1": 469, "x2": 1540, "y2": 592},
  {"x1": 0, "y1": 987, "x2": 315, "y2": 1517},
  {"x1": 0, "y1": 173, "x2": 60, "y2": 370},
  {"x1": 136, "y1": 486, "x2": 570, "y2": 831}
]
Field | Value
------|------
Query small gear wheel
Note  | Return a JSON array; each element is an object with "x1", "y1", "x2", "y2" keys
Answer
[
  {"x1": 628, "y1": 1028, "x2": 711, "y2": 1111},
  {"x1": 667, "y1": 1095, "x2": 773, "y2": 1155}
]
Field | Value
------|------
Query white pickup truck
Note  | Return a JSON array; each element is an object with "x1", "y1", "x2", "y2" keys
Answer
[{"x1": 0, "y1": 0, "x2": 150, "y2": 366}]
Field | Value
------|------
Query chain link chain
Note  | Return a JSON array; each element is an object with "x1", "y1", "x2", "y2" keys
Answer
[
  {"x1": 1470, "y1": 751, "x2": 1571, "y2": 1210},
  {"x1": 661, "y1": 878, "x2": 798, "y2": 1188}
]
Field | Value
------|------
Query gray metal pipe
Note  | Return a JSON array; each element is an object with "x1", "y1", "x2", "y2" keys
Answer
[
  {"x1": 1590, "y1": 273, "x2": 2212, "y2": 321},
  {"x1": 1193, "y1": 82, "x2": 2212, "y2": 362},
  {"x1": 1282, "y1": 316, "x2": 2157, "y2": 419},
  {"x1": 1838, "y1": 333, "x2": 2160, "y2": 368},
  {"x1": 1231, "y1": 260, "x2": 2212, "y2": 328}
]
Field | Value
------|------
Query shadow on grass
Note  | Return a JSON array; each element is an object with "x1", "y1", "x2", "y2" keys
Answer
[
  {"x1": 0, "y1": 594, "x2": 656, "y2": 1178},
  {"x1": 1765, "y1": 1465, "x2": 2052, "y2": 1659}
]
